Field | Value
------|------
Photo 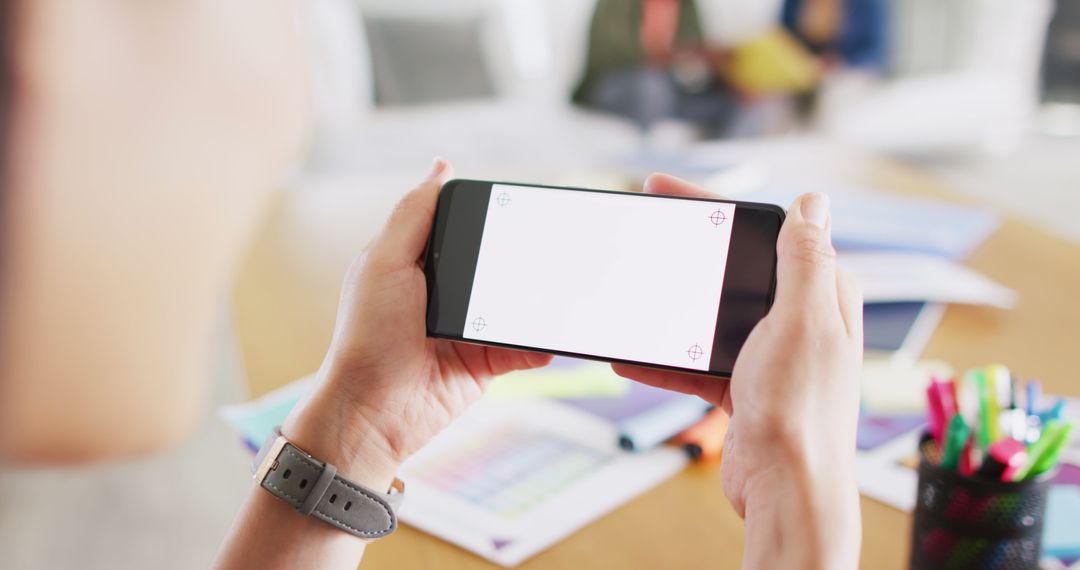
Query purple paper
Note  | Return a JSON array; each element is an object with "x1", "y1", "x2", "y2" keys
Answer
[
  {"x1": 1053, "y1": 463, "x2": 1080, "y2": 488},
  {"x1": 561, "y1": 375, "x2": 683, "y2": 423},
  {"x1": 857, "y1": 411, "x2": 926, "y2": 451}
]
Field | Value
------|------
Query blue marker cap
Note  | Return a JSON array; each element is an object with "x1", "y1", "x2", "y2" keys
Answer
[
  {"x1": 617, "y1": 397, "x2": 712, "y2": 452},
  {"x1": 1038, "y1": 398, "x2": 1066, "y2": 425},
  {"x1": 1025, "y1": 380, "x2": 1041, "y2": 416}
]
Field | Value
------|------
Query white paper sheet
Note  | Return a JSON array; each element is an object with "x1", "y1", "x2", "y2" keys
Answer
[
  {"x1": 840, "y1": 251, "x2": 1017, "y2": 308},
  {"x1": 855, "y1": 427, "x2": 924, "y2": 511},
  {"x1": 861, "y1": 358, "x2": 954, "y2": 414}
]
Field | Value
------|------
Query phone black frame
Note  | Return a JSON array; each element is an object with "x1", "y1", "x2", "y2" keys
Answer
[{"x1": 424, "y1": 179, "x2": 785, "y2": 378}]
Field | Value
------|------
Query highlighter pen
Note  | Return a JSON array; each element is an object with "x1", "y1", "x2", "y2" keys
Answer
[
  {"x1": 927, "y1": 379, "x2": 958, "y2": 443},
  {"x1": 957, "y1": 373, "x2": 980, "y2": 433},
  {"x1": 985, "y1": 368, "x2": 1003, "y2": 443},
  {"x1": 975, "y1": 369, "x2": 1000, "y2": 452},
  {"x1": 1025, "y1": 380, "x2": 1044, "y2": 444},
  {"x1": 959, "y1": 437, "x2": 975, "y2": 476},
  {"x1": 941, "y1": 414, "x2": 969, "y2": 472},
  {"x1": 1025, "y1": 380, "x2": 1041, "y2": 416},
  {"x1": 1002, "y1": 374, "x2": 1027, "y2": 441},
  {"x1": 926, "y1": 383, "x2": 947, "y2": 443},
  {"x1": 1025, "y1": 413, "x2": 1043, "y2": 446},
  {"x1": 988, "y1": 365, "x2": 1012, "y2": 410},
  {"x1": 617, "y1": 397, "x2": 712, "y2": 452},
  {"x1": 938, "y1": 379, "x2": 958, "y2": 419},
  {"x1": 1009, "y1": 375, "x2": 1020, "y2": 413},
  {"x1": 976, "y1": 439, "x2": 1027, "y2": 481},
  {"x1": 1011, "y1": 420, "x2": 1075, "y2": 481},
  {"x1": 673, "y1": 407, "x2": 729, "y2": 461},
  {"x1": 1000, "y1": 408, "x2": 1028, "y2": 443}
]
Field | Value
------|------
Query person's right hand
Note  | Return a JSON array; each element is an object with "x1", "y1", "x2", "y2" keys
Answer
[{"x1": 612, "y1": 174, "x2": 864, "y2": 569}]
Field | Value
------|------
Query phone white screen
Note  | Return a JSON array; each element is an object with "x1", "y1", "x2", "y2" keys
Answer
[{"x1": 462, "y1": 184, "x2": 736, "y2": 371}]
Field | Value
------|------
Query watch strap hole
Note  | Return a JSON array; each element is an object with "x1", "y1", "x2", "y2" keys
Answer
[{"x1": 297, "y1": 461, "x2": 338, "y2": 516}]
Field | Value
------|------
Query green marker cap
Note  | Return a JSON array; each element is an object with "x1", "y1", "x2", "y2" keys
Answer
[
  {"x1": 941, "y1": 414, "x2": 969, "y2": 472},
  {"x1": 1013, "y1": 420, "x2": 1074, "y2": 481}
]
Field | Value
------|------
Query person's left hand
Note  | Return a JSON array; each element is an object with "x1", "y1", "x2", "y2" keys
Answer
[{"x1": 282, "y1": 158, "x2": 552, "y2": 489}]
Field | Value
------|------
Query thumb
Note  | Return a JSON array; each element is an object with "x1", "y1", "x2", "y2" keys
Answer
[
  {"x1": 369, "y1": 157, "x2": 455, "y2": 269},
  {"x1": 772, "y1": 192, "x2": 839, "y2": 315}
]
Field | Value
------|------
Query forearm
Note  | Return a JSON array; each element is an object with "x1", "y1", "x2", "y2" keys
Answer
[
  {"x1": 742, "y1": 468, "x2": 861, "y2": 570},
  {"x1": 213, "y1": 485, "x2": 370, "y2": 570},
  {"x1": 213, "y1": 379, "x2": 401, "y2": 570}
]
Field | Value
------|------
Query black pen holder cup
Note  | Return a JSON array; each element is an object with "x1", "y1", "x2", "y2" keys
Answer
[{"x1": 909, "y1": 434, "x2": 1054, "y2": 570}]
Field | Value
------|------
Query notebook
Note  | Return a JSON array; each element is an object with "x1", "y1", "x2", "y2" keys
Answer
[{"x1": 864, "y1": 302, "x2": 946, "y2": 360}]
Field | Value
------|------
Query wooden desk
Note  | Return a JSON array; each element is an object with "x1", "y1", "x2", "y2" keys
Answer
[{"x1": 234, "y1": 159, "x2": 1080, "y2": 570}]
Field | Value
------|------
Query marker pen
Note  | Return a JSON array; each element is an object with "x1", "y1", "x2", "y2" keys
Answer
[{"x1": 617, "y1": 397, "x2": 712, "y2": 452}]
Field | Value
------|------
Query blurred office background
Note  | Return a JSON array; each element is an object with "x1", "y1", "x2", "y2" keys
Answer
[{"x1": 2, "y1": 0, "x2": 1079, "y2": 568}]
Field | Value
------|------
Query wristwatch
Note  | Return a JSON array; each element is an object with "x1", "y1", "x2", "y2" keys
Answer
[{"x1": 252, "y1": 427, "x2": 405, "y2": 540}]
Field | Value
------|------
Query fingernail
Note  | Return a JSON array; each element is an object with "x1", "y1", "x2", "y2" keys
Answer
[
  {"x1": 800, "y1": 193, "x2": 830, "y2": 229},
  {"x1": 427, "y1": 156, "x2": 446, "y2": 180},
  {"x1": 642, "y1": 173, "x2": 661, "y2": 193}
]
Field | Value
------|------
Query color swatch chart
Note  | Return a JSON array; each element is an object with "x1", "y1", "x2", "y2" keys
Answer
[{"x1": 409, "y1": 425, "x2": 610, "y2": 518}]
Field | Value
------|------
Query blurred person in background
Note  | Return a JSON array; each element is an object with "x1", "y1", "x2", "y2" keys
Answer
[
  {"x1": 0, "y1": 0, "x2": 309, "y2": 461},
  {"x1": 571, "y1": 0, "x2": 886, "y2": 138},
  {"x1": 572, "y1": 0, "x2": 744, "y2": 136},
  {"x1": 781, "y1": 0, "x2": 887, "y2": 72},
  {"x1": 778, "y1": 0, "x2": 887, "y2": 121}
]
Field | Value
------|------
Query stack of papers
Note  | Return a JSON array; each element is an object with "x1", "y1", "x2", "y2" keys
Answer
[
  {"x1": 748, "y1": 185, "x2": 1000, "y2": 260},
  {"x1": 746, "y1": 185, "x2": 1013, "y2": 364},
  {"x1": 840, "y1": 252, "x2": 1017, "y2": 309}
]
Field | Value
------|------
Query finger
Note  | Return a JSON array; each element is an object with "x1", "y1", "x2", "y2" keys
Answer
[
  {"x1": 836, "y1": 266, "x2": 864, "y2": 342},
  {"x1": 611, "y1": 363, "x2": 730, "y2": 411},
  {"x1": 643, "y1": 172, "x2": 720, "y2": 199},
  {"x1": 369, "y1": 157, "x2": 455, "y2": 269},
  {"x1": 484, "y1": 347, "x2": 554, "y2": 376},
  {"x1": 772, "y1": 192, "x2": 840, "y2": 315}
]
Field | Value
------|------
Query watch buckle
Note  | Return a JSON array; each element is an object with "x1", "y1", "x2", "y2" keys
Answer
[{"x1": 253, "y1": 434, "x2": 289, "y2": 484}]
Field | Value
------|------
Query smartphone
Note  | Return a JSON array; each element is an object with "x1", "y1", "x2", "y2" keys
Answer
[{"x1": 424, "y1": 179, "x2": 785, "y2": 378}]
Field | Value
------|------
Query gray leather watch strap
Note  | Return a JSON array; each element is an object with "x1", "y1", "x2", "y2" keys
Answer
[{"x1": 253, "y1": 428, "x2": 403, "y2": 540}]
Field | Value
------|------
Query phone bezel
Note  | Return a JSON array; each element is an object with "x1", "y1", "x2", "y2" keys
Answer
[{"x1": 423, "y1": 179, "x2": 785, "y2": 378}]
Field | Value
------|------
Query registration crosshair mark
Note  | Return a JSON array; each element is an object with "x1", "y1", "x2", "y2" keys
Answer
[{"x1": 471, "y1": 316, "x2": 487, "y2": 332}]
